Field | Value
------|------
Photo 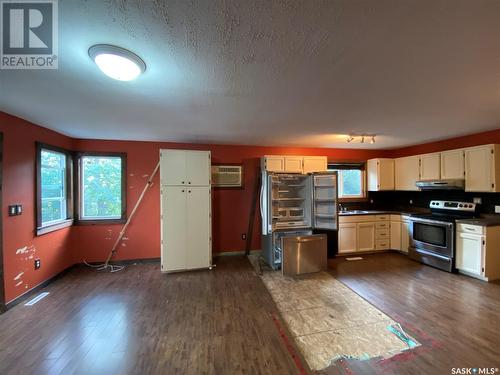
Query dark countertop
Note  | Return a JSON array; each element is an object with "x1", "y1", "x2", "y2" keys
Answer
[
  {"x1": 456, "y1": 216, "x2": 500, "y2": 227},
  {"x1": 338, "y1": 209, "x2": 425, "y2": 217}
]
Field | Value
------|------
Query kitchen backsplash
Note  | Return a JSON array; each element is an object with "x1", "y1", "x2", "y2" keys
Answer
[{"x1": 367, "y1": 190, "x2": 500, "y2": 214}]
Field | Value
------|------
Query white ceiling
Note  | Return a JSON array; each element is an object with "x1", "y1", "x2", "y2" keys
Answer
[{"x1": 1, "y1": 0, "x2": 500, "y2": 149}]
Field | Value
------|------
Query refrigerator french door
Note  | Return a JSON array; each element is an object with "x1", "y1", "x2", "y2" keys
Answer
[
  {"x1": 260, "y1": 171, "x2": 338, "y2": 269},
  {"x1": 312, "y1": 173, "x2": 338, "y2": 230}
]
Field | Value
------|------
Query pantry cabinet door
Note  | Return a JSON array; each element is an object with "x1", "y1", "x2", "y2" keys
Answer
[
  {"x1": 160, "y1": 150, "x2": 186, "y2": 186},
  {"x1": 161, "y1": 186, "x2": 187, "y2": 272}
]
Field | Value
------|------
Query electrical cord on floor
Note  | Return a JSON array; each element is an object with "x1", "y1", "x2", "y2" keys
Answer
[{"x1": 83, "y1": 261, "x2": 125, "y2": 273}]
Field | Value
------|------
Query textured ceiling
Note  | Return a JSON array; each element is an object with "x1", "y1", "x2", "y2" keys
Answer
[{"x1": 1, "y1": 0, "x2": 500, "y2": 148}]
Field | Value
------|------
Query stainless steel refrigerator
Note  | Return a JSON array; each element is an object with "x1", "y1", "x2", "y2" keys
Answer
[{"x1": 260, "y1": 171, "x2": 338, "y2": 270}]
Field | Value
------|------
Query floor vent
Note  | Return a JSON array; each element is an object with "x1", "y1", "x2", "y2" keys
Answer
[{"x1": 25, "y1": 292, "x2": 50, "y2": 306}]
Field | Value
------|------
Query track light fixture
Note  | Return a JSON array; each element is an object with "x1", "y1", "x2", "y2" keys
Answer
[{"x1": 345, "y1": 134, "x2": 377, "y2": 144}]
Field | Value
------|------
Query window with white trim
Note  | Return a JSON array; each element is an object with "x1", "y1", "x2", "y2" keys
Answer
[{"x1": 328, "y1": 163, "x2": 366, "y2": 199}]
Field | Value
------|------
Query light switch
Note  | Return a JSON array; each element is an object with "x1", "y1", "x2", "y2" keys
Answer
[{"x1": 8, "y1": 205, "x2": 17, "y2": 216}]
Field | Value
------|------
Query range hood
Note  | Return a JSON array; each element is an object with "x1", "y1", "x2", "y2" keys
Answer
[{"x1": 416, "y1": 179, "x2": 465, "y2": 190}]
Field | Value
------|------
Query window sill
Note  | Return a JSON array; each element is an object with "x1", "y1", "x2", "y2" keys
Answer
[
  {"x1": 75, "y1": 218, "x2": 127, "y2": 226},
  {"x1": 37, "y1": 219, "x2": 74, "y2": 236}
]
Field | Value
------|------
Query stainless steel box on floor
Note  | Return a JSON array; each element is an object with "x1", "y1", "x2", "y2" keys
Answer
[{"x1": 281, "y1": 234, "x2": 327, "y2": 276}]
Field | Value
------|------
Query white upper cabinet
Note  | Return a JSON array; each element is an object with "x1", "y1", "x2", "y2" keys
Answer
[
  {"x1": 262, "y1": 156, "x2": 285, "y2": 172},
  {"x1": 395, "y1": 156, "x2": 420, "y2": 191},
  {"x1": 465, "y1": 145, "x2": 500, "y2": 192},
  {"x1": 262, "y1": 155, "x2": 328, "y2": 173},
  {"x1": 160, "y1": 150, "x2": 211, "y2": 186},
  {"x1": 440, "y1": 149, "x2": 465, "y2": 180},
  {"x1": 284, "y1": 156, "x2": 303, "y2": 173},
  {"x1": 303, "y1": 156, "x2": 327, "y2": 173},
  {"x1": 367, "y1": 158, "x2": 394, "y2": 191},
  {"x1": 419, "y1": 153, "x2": 440, "y2": 180}
]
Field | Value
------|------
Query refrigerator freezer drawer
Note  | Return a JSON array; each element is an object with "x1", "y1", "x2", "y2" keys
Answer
[{"x1": 281, "y1": 234, "x2": 327, "y2": 276}]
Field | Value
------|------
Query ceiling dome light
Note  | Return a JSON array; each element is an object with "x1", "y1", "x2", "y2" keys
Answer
[{"x1": 88, "y1": 44, "x2": 146, "y2": 81}]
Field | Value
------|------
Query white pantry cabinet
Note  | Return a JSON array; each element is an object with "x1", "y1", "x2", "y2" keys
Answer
[
  {"x1": 160, "y1": 150, "x2": 212, "y2": 272},
  {"x1": 440, "y1": 149, "x2": 465, "y2": 180},
  {"x1": 160, "y1": 149, "x2": 211, "y2": 186},
  {"x1": 395, "y1": 156, "x2": 420, "y2": 191},
  {"x1": 367, "y1": 158, "x2": 395, "y2": 191},
  {"x1": 419, "y1": 153, "x2": 440, "y2": 180},
  {"x1": 464, "y1": 145, "x2": 500, "y2": 192}
]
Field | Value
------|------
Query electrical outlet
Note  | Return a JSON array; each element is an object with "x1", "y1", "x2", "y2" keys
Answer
[
  {"x1": 34, "y1": 259, "x2": 41, "y2": 270},
  {"x1": 241, "y1": 233, "x2": 247, "y2": 240},
  {"x1": 473, "y1": 197, "x2": 482, "y2": 204},
  {"x1": 495, "y1": 206, "x2": 500, "y2": 214},
  {"x1": 16, "y1": 205, "x2": 22, "y2": 215},
  {"x1": 409, "y1": 200, "x2": 413, "y2": 205}
]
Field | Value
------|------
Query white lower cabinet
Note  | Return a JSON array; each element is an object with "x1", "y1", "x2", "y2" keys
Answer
[
  {"x1": 390, "y1": 215, "x2": 402, "y2": 251},
  {"x1": 456, "y1": 231, "x2": 484, "y2": 276},
  {"x1": 338, "y1": 223, "x2": 357, "y2": 253},
  {"x1": 401, "y1": 217, "x2": 411, "y2": 254},
  {"x1": 357, "y1": 223, "x2": 376, "y2": 251}
]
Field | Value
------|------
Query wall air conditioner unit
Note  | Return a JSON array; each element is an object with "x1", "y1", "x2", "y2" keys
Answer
[{"x1": 211, "y1": 165, "x2": 243, "y2": 188}]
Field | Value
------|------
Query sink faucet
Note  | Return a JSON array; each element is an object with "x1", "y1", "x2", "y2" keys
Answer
[{"x1": 339, "y1": 203, "x2": 344, "y2": 212}]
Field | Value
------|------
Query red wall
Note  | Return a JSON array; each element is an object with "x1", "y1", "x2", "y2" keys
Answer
[
  {"x1": 71, "y1": 139, "x2": 392, "y2": 264},
  {"x1": 2, "y1": 110, "x2": 500, "y2": 304},
  {"x1": 390, "y1": 129, "x2": 500, "y2": 158},
  {"x1": 0, "y1": 112, "x2": 76, "y2": 303}
]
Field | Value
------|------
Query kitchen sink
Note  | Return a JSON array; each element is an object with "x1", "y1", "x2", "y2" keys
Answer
[{"x1": 342, "y1": 210, "x2": 371, "y2": 214}]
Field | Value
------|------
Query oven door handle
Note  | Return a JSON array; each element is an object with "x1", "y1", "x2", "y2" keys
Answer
[
  {"x1": 414, "y1": 247, "x2": 450, "y2": 261},
  {"x1": 410, "y1": 218, "x2": 453, "y2": 227}
]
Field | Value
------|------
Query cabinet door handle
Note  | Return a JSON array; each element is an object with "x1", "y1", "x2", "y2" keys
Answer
[
  {"x1": 188, "y1": 190, "x2": 191, "y2": 193},
  {"x1": 188, "y1": 181, "x2": 191, "y2": 184},
  {"x1": 182, "y1": 181, "x2": 185, "y2": 184},
  {"x1": 182, "y1": 190, "x2": 185, "y2": 192}
]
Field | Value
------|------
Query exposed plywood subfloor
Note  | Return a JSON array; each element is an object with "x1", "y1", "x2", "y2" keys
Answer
[{"x1": 259, "y1": 269, "x2": 419, "y2": 371}]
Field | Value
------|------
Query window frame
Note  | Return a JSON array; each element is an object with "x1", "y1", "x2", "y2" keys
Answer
[
  {"x1": 75, "y1": 152, "x2": 127, "y2": 225},
  {"x1": 36, "y1": 143, "x2": 74, "y2": 235},
  {"x1": 328, "y1": 162, "x2": 367, "y2": 202}
]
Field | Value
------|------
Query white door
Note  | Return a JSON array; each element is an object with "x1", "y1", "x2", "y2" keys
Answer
[
  {"x1": 160, "y1": 150, "x2": 186, "y2": 186},
  {"x1": 395, "y1": 156, "x2": 420, "y2": 191},
  {"x1": 441, "y1": 149, "x2": 464, "y2": 180},
  {"x1": 390, "y1": 220, "x2": 402, "y2": 251},
  {"x1": 186, "y1": 151, "x2": 211, "y2": 186},
  {"x1": 419, "y1": 153, "x2": 440, "y2": 180},
  {"x1": 186, "y1": 186, "x2": 211, "y2": 269},
  {"x1": 161, "y1": 186, "x2": 187, "y2": 272},
  {"x1": 284, "y1": 156, "x2": 303, "y2": 173},
  {"x1": 263, "y1": 156, "x2": 285, "y2": 172},
  {"x1": 378, "y1": 159, "x2": 395, "y2": 190},
  {"x1": 465, "y1": 145, "x2": 494, "y2": 192},
  {"x1": 338, "y1": 223, "x2": 357, "y2": 253},
  {"x1": 357, "y1": 222, "x2": 376, "y2": 251},
  {"x1": 456, "y1": 232, "x2": 483, "y2": 275},
  {"x1": 303, "y1": 156, "x2": 327, "y2": 173},
  {"x1": 401, "y1": 221, "x2": 411, "y2": 253}
]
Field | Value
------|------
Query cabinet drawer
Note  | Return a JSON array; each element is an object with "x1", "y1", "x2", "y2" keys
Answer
[
  {"x1": 376, "y1": 215, "x2": 390, "y2": 221},
  {"x1": 457, "y1": 224, "x2": 484, "y2": 235},
  {"x1": 376, "y1": 228, "x2": 389, "y2": 239},
  {"x1": 375, "y1": 221, "x2": 389, "y2": 229},
  {"x1": 376, "y1": 239, "x2": 390, "y2": 250},
  {"x1": 339, "y1": 215, "x2": 375, "y2": 223}
]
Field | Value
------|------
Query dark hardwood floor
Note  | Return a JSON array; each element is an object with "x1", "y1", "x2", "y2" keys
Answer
[
  {"x1": 0, "y1": 257, "x2": 305, "y2": 375},
  {"x1": 324, "y1": 253, "x2": 500, "y2": 375},
  {"x1": 2, "y1": 253, "x2": 499, "y2": 375}
]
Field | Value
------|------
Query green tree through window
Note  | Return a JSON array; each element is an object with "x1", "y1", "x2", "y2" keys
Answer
[
  {"x1": 41, "y1": 149, "x2": 67, "y2": 224},
  {"x1": 81, "y1": 156, "x2": 123, "y2": 219}
]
